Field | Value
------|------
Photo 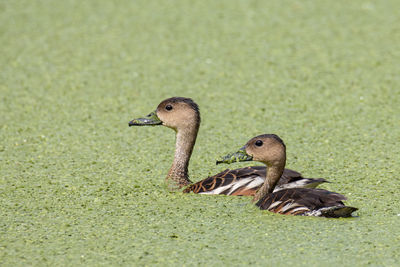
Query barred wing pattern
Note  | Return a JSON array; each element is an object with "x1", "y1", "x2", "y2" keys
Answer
[
  {"x1": 255, "y1": 188, "x2": 358, "y2": 217},
  {"x1": 183, "y1": 166, "x2": 327, "y2": 196}
]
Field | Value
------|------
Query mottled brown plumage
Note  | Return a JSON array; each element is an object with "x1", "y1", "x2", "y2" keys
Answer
[
  {"x1": 183, "y1": 166, "x2": 327, "y2": 195},
  {"x1": 218, "y1": 134, "x2": 357, "y2": 217},
  {"x1": 255, "y1": 188, "x2": 357, "y2": 217}
]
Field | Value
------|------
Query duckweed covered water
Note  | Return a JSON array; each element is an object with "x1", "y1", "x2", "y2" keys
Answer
[{"x1": 1, "y1": 0, "x2": 400, "y2": 265}]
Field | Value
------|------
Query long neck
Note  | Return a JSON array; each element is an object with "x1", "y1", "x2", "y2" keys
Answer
[
  {"x1": 253, "y1": 160, "x2": 285, "y2": 202},
  {"x1": 166, "y1": 125, "x2": 198, "y2": 191}
]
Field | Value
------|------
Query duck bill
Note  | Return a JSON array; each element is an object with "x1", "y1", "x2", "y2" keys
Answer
[
  {"x1": 128, "y1": 111, "x2": 162, "y2": 126},
  {"x1": 216, "y1": 146, "x2": 253, "y2": 165}
]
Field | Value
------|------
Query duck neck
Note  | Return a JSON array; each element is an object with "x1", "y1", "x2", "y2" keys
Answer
[
  {"x1": 253, "y1": 161, "x2": 285, "y2": 203},
  {"x1": 166, "y1": 125, "x2": 198, "y2": 191}
]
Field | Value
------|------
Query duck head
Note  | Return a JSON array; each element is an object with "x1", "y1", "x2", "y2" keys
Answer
[
  {"x1": 129, "y1": 97, "x2": 200, "y2": 131},
  {"x1": 217, "y1": 134, "x2": 286, "y2": 201},
  {"x1": 217, "y1": 134, "x2": 286, "y2": 167}
]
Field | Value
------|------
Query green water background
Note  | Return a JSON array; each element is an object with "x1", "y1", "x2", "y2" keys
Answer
[{"x1": 1, "y1": 0, "x2": 400, "y2": 266}]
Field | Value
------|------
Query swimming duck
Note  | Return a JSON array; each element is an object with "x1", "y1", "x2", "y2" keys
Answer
[
  {"x1": 217, "y1": 134, "x2": 358, "y2": 217},
  {"x1": 128, "y1": 97, "x2": 327, "y2": 194}
]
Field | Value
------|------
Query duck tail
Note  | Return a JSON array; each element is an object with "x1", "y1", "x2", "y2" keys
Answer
[{"x1": 321, "y1": 206, "x2": 358, "y2": 218}]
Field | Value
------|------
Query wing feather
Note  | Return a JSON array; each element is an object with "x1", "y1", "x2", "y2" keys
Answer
[
  {"x1": 256, "y1": 188, "x2": 351, "y2": 216},
  {"x1": 183, "y1": 166, "x2": 328, "y2": 195}
]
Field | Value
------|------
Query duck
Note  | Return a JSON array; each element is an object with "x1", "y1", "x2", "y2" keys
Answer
[
  {"x1": 128, "y1": 97, "x2": 328, "y2": 194},
  {"x1": 216, "y1": 134, "x2": 358, "y2": 217}
]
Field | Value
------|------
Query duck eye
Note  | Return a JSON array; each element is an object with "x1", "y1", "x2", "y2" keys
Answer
[
  {"x1": 165, "y1": 105, "x2": 173, "y2": 111},
  {"x1": 255, "y1": 140, "x2": 263, "y2": 147}
]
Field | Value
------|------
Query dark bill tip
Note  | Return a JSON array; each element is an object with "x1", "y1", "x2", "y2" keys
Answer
[{"x1": 128, "y1": 120, "x2": 137, "y2": 127}]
